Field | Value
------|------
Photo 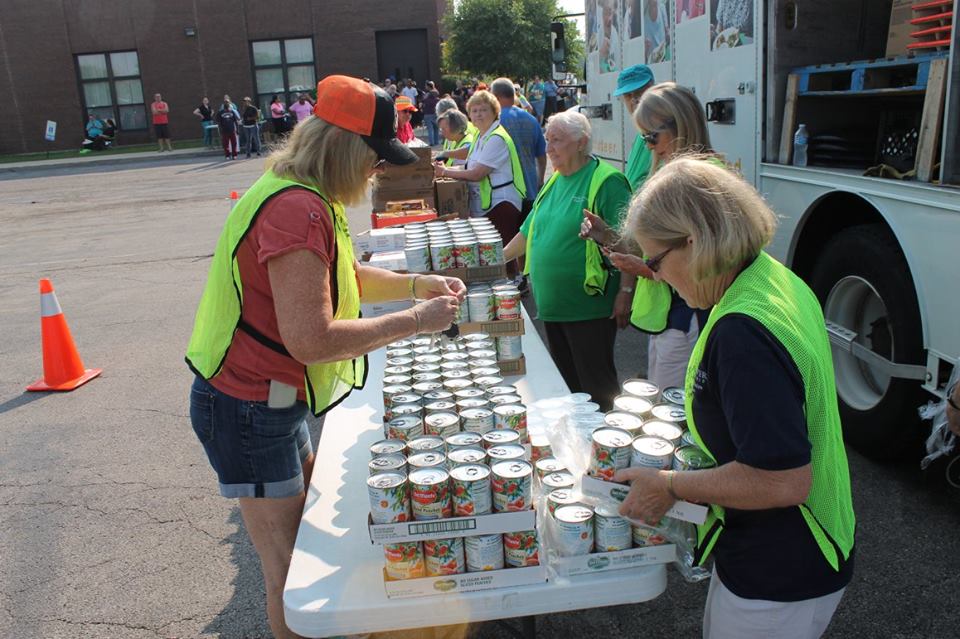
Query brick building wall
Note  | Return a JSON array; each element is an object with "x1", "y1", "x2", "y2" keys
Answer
[{"x1": 0, "y1": 0, "x2": 441, "y2": 153}]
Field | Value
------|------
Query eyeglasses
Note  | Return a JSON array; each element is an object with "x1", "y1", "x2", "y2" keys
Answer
[
  {"x1": 644, "y1": 246, "x2": 675, "y2": 273},
  {"x1": 641, "y1": 120, "x2": 675, "y2": 146}
]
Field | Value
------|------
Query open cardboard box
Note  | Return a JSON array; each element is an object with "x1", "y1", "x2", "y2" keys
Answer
[
  {"x1": 427, "y1": 264, "x2": 508, "y2": 283},
  {"x1": 382, "y1": 563, "x2": 546, "y2": 599},
  {"x1": 460, "y1": 318, "x2": 524, "y2": 336},
  {"x1": 580, "y1": 475, "x2": 707, "y2": 525},
  {"x1": 549, "y1": 543, "x2": 676, "y2": 578},
  {"x1": 497, "y1": 356, "x2": 526, "y2": 377}
]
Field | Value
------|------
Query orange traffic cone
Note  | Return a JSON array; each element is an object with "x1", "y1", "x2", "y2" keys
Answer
[{"x1": 26, "y1": 279, "x2": 102, "y2": 392}]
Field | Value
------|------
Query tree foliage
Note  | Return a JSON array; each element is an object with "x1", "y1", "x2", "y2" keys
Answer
[{"x1": 444, "y1": 0, "x2": 583, "y2": 80}]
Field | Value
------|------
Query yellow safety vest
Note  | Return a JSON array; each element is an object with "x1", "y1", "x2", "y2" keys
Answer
[
  {"x1": 471, "y1": 125, "x2": 527, "y2": 211},
  {"x1": 185, "y1": 171, "x2": 366, "y2": 416}
]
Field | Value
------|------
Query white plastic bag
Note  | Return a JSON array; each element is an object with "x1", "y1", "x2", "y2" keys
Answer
[{"x1": 919, "y1": 364, "x2": 959, "y2": 471}]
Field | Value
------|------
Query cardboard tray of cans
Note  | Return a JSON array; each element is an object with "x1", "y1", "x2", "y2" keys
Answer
[
  {"x1": 368, "y1": 509, "x2": 536, "y2": 544},
  {"x1": 549, "y1": 543, "x2": 677, "y2": 578},
  {"x1": 428, "y1": 264, "x2": 508, "y2": 283},
  {"x1": 496, "y1": 355, "x2": 526, "y2": 377},
  {"x1": 579, "y1": 475, "x2": 708, "y2": 525},
  {"x1": 381, "y1": 563, "x2": 547, "y2": 599},
  {"x1": 459, "y1": 317, "x2": 524, "y2": 337}
]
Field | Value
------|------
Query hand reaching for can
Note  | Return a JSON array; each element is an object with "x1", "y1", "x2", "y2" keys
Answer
[
  {"x1": 612, "y1": 466, "x2": 675, "y2": 526},
  {"x1": 413, "y1": 295, "x2": 460, "y2": 333}
]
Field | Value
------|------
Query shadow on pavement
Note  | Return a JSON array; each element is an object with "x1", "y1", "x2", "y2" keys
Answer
[{"x1": 0, "y1": 392, "x2": 49, "y2": 415}]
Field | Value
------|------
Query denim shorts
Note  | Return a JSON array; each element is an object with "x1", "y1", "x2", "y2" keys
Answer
[{"x1": 189, "y1": 376, "x2": 313, "y2": 498}]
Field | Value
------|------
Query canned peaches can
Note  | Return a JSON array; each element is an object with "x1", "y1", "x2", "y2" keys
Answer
[
  {"x1": 602, "y1": 411, "x2": 645, "y2": 438},
  {"x1": 494, "y1": 289, "x2": 522, "y2": 320},
  {"x1": 454, "y1": 241, "x2": 480, "y2": 268},
  {"x1": 470, "y1": 367, "x2": 502, "y2": 379},
  {"x1": 474, "y1": 375, "x2": 505, "y2": 389},
  {"x1": 547, "y1": 488, "x2": 580, "y2": 515},
  {"x1": 534, "y1": 456, "x2": 566, "y2": 479},
  {"x1": 457, "y1": 398, "x2": 492, "y2": 413},
  {"x1": 369, "y1": 453, "x2": 407, "y2": 476},
  {"x1": 540, "y1": 470, "x2": 575, "y2": 492},
  {"x1": 650, "y1": 403, "x2": 687, "y2": 427},
  {"x1": 445, "y1": 431, "x2": 483, "y2": 452},
  {"x1": 594, "y1": 503, "x2": 632, "y2": 551},
  {"x1": 407, "y1": 451, "x2": 447, "y2": 471},
  {"x1": 504, "y1": 530, "x2": 540, "y2": 567},
  {"x1": 449, "y1": 463, "x2": 492, "y2": 516},
  {"x1": 383, "y1": 374, "x2": 412, "y2": 387},
  {"x1": 370, "y1": 439, "x2": 406, "y2": 458},
  {"x1": 482, "y1": 428, "x2": 521, "y2": 449},
  {"x1": 467, "y1": 291, "x2": 495, "y2": 321},
  {"x1": 424, "y1": 411, "x2": 461, "y2": 438},
  {"x1": 442, "y1": 369, "x2": 473, "y2": 383},
  {"x1": 641, "y1": 420, "x2": 684, "y2": 447},
  {"x1": 460, "y1": 407, "x2": 495, "y2": 434},
  {"x1": 622, "y1": 378, "x2": 661, "y2": 403},
  {"x1": 553, "y1": 504, "x2": 595, "y2": 556},
  {"x1": 424, "y1": 400, "x2": 458, "y2": 416},
  {"x1": 406, "y1": 435, "x2": 445, "y2": 454},
  {"x1": 486, "y1": 443, "x2": 527, "y2": 463},
  {"x1": 491, "y1": 459, "x2": 533, "y2": 512},
  {"x1": 422, "y1": 389, "x2": 454, "y2": 402},
  {"x1": 489, "y1": 394, "x2": 523, "y2": 408},
  {"x1": 630, "y1": 436, "x2": 675, "y2": 470},
  {"x1": 383, "y1": 542, "x2": 425, "y2": 580},
  {"x1": 465, "y1": 534, "x2": 505, "y2": 572},
  {"x1": 386, "y1": 415, "x2": 424, "y2": 442},
  {"x1": 477, "y1": 236, "x2": 504, "y2": 266},
  {"x1": 529, "y1": 434, "x2": 552, "y2": 462},
  {"x1": 661, "y1": 386, "x2": 685, "y2": 406},
  {"x1": 493, "y1": 404, "x2": 527, "y2": 441},
  {"x1": 486, "y1": 385, "x2": 518, "y2": 397},
  {"x1": 409, "y1": 467, "x2": 451, "y2": 520},
  {"x1": 367, "y1": 471, "x2": 410, "y2": 524},
  {"x1": 424, "y1": 537, "x2": 466, "y2": 576},
  {"x1": 447, "y1": 447, "x2": 488, "y2": 468},
  {"x1": 588, "y1": 427, "x2": 634, "y2": 480},
  {"x1": 613, "y1": 394, "x2": 653, "y2": 418}
]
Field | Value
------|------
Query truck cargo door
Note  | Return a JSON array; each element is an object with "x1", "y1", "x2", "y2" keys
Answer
[
  {"x1": 673, "y1": 0, "x2": 760, "y2": 185},
  {"x1": 583, "y1": 0, "x2": 627, "y2": 170}
]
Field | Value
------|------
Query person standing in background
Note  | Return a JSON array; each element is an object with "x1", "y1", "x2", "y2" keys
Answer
[
  {"x1": 527, "y1": 75, "x2": 546, "y2": 123},
  {"x1": 270, "y1": 95, "x2": 288, "y2": 139},
  {"x1": 422, "y1": 87, "x2": 441, "y2": 146},
  {"x1": 241, "y1": 97, "x2": 262, "y2": 159},
  {"x1": 217, "y1": 97, "x2": 241, "y2": 160},
  {"x1": 394, "y1": 96, "x2": 418, "y2": 144},
  {"x1": 543, "y1": 78, "x2": 559, "y2": 122},
  {"x1": 288, "y1": 94, "x2": 314, "y2": 126},
  {"x1": 193, "y1": 97, "x2": 215, "y2": 148},
  {"x1": 151, "y1": 93, "x2": 173, "y2": 152}
]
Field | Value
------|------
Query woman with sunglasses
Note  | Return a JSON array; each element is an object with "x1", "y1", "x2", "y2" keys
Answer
[
  {"x1": 615, "y1": 158, "x2": 855, "y2": 639},
  {"x1": 185, "y1": 75, "x2": 464, "y2": 638},
  {"x1": 581, "y1": 81, "x2": 716, "y2": 391}
]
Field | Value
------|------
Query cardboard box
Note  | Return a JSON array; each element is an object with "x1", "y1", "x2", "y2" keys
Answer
[
  {"x1": 460, "y1": 318, "x2": 524, "y2": 337},
  {"x1": 886, "y1": 0, "x2": 915, "y2": 57},
  {"x1": 580, "y1": 475, "x2": 708, "y2": 525},
  {"x1": 355, "y1": 227, "x2": 406, "y2": 253},
  {"x1": 373, "y1": 187, "x2": 436, "y2": 213},
  {"x1": 550, "y1": 544, "x2": 676, "y2": 577},
  {"x1": 382, "y1": 564, "x2": 546, "y2": 599},
  {"x1": 371, "y1": 209, "x2": 438, "y2": 229},
  {"x1": 367, "y1": 250, "x2": 407, "y2": 271},
  {"x1": 428, "y1": 264, "x2": 508, "y2": 283},
  {"x1": 434, "y1": 179, "x2": 469, "y2": 218},
  {"x1": 368, "y1": 509, "x2": 537, "y2": 544},
  {"x1": 376, "y1": 148, "x2": 435, "y2": 192},
  {"x1": 497, "y1": 356, "x2": 526, "y2": 377}
]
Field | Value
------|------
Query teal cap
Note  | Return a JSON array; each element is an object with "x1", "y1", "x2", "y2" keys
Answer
[{"x1": 613, "y1": 65, "x2": 655, "y2": 97}]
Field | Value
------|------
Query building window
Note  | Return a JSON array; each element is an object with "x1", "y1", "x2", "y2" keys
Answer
[
  {"x1": 251, "y1": 37, "x2": 316, "y2": 115},
  {"x1": 76, "y1": 51, "x2": 147, "y2": 131}
]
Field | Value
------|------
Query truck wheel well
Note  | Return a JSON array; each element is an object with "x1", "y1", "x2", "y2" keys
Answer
[{"x1": 790, "y1": 192, "x2": 901, "y2": 280}]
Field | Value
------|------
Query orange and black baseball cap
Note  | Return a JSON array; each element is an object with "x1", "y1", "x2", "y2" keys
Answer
[{"x1": 314, "y1": 75, "x2": 418, "y2": 165}]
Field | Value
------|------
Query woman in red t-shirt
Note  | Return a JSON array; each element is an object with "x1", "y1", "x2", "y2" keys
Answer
[
  {"x1": 187, "y1": 76, "x2": 465, "y2": 638},
  {"x1": 394, "y1": 95, "x2": 417, "y2": 143}
]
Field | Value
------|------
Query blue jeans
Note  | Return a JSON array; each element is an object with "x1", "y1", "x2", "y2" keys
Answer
[
  {"x1": 424, "y1": 114, "x2": 439, "y2": 146},
  {"x1": 201, "y1": 121, "x2": 214, "y2": 146},
  {"x1": 189, "y1": 376, "x2": 313, "y2": 498},
  {"x1": 243, "y1": 124, "x2": 261, "y2": 156}
]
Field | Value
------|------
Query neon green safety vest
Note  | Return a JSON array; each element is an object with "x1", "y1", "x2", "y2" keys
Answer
[
  {"x1": 524, "y1": 157, "x2": 629, "y2": 296},
  {"x1": 683, "y1": 251, "x2": 856, "y2": 570},
  {"x1": 185, "y1": 171, "x2": 366, "y2": 416},
  {"x1": 630, "y1": 155, "x2": 727, "y2": 333},
  {"x1": 443, "y1": 132, "x2": 475, "y2": 166},
  {"x1": 471, "y1": 124, "x2": 527, "y2": 210}
]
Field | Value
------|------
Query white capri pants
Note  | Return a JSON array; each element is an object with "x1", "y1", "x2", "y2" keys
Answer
[
  {"x1": 703, "y1": 567, "x2": 846, "y2": 639},
  {"x1": 647, "y1": 314, "x2": 700, "y2": 390}
]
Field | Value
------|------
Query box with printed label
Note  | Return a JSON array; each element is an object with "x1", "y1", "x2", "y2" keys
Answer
[
  {"x1": 460, "y1": 318, "x2": 524, "y2": 337},
  {"x1": 434, "y1": 178, "x2": 469, "y2": 218},
  {"x1": 427, "y1": 264, "x2": 508, "y2": 283},
  {"x1": 367, "y1": 250, "x2": 407, "y2": 271},
  {"x1": 580, "y1": 475, "x2": 707, "y2": 525},
  {"x1": 381, "y1": 563, "x2": 546, "y2": 599},
  {"x1": 550, "y1": 543, "x2": 676, "y2": 577},
  {"x1": 497, "y1": 356, "x2": 526, "y2": 377},
  {"x1": 368, "y1": 509, "x2": 537, "y2": 544}
]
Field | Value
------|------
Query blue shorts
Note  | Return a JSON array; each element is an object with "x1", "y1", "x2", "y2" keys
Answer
[{"x1": 189, "y1": 376, "x2": 313, "y2": 498}]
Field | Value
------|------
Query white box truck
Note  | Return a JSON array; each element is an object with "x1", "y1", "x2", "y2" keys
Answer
[{"x1": 563, "y1": 0, "x2": 960, "y2": 461}]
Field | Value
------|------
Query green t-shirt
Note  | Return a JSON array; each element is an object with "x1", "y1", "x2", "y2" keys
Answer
[
  {"x1": 625, "y1": 133, "x2": 653, "y2": 190},
  {"x1": 520, "y1": 160, "x2": 632, "y2": 322}
]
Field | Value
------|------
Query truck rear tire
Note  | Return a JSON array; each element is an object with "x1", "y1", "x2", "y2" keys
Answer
[{"x1": 808, "y1": 225, "x2": 926, "y2": 460}]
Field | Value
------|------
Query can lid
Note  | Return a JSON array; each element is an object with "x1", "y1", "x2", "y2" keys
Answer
[
  {"x1": 408, "y1": 466, "x2": 449, "y2": 485},
  {"x1": 448, "y1": 447, "x2": 487, "y2": 463},
  {"x1": 632, "y1": 435, "x2": 675, "y2": 456},
  {"x1": 641, "y1": 420, "x2": 683, "y2": 441},
  {"x1": 651, "y1": 403, "x2": 686, "y2": 423},
  {"x1": 446, "y1": 431, "x2": 483, "y2": 445},
  {"x1": 425, "y1": 411, "x2": 459, "y2": 427},
  {"x1": 594, "y1": 502, "x2": 625, "y2": 518},
  {"x1": 483, "y1": 429, "x2": 520, "y2": 443},
  {"x1": 370, "y1": 454, "x2": 406, "y2": 471},
  {"x1": 592, "y1": 427, "x2": 634, "y2": 447},
  {"x1": 675, "y1": 445, "x2": 716, "y2": 469},
  {"x1": 450, "y1": 463, "x2": 491, "y2": 481},
  {"x1": 388, "y1": 415, "x2": 422, "y2": 428},
  {"x1": 541, "y1": 470, "x2": 575, "y2": 488},
  {"x1": 487, "y1": 443, "x2": 526, "y2": 459},
  {"x1": 613, "y1": 394, "x2": 653, "y2": 415},
  {"x1": 491, "y1": 459, "x2": 533, "y2": 478},
  {"x1": 622, "y1": 378, "x2": 660, "y2": 398},
  {"x1": 534, "y1": 456, "x2": 566, "y2": 473},
  {"x1": 603, "y1": 411, "x2": 644, "y2": 431},
  {"x1": 555, "y1": 504, "x2": 594, "y2": 523},
  {"x1": 367, "y1": 471, "x2": 406, "y2": 489},
  {"x1": 493, "y1": 404, "x2": 525, "y2": 416},
  {"x1": 460, "y1": 407, "x2": 493, "y2": 419}
]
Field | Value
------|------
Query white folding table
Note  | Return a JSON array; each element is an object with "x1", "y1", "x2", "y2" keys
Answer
[{"x1": 284, "y1": 307, "x2": 667, "y2": 637}]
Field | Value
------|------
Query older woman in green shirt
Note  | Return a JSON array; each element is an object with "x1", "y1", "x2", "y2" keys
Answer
[{"x1": 503, "y1": 111, "x2": 632, "y2": 409}]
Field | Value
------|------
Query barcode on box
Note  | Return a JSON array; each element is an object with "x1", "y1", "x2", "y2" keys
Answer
[{"x1": 409, "y1": 519, "x2": 477, "y2": 535}]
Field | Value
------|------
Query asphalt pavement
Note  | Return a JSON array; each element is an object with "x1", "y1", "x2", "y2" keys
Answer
[{"x1": 1, "y1": 155, "x2": 959, "y2": 639}]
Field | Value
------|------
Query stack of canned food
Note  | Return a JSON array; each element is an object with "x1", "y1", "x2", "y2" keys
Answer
[
  {"x1": 403, "y1": 219, "x2": 505, "y2": 273},
  {"x1": 369, "y1": 335, "x2": 539, "y2": 581},
  {"x1": 586, "y1": 379, "x2": 716, "y2": 481},
  {"x1": 460, "y1": 280, "x2": 522, "y2": 325}
]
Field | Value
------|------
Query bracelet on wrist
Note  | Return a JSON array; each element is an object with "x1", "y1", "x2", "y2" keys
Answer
[
  {"x1": 408, "y1": 274, "x2": 419, "y2": 300},
  {"x1": 411, "y1": 307, "x2": 422, "y2": 334},
  {"x1": 665, "y1": 470, "x2": 679, "y2": 500}
]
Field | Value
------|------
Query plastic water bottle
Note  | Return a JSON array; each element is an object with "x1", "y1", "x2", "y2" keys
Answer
[{"x1": 793, "y1": 124, "x2": 809, "y2": 167}]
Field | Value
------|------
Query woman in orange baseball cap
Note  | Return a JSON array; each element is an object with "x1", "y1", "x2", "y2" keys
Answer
[
  {"x1": 394, "y1": 94, "x2": 418, "y2": 144},
  {"x1": 185, "y1": 75, "x2": 466, "y2": 638}
]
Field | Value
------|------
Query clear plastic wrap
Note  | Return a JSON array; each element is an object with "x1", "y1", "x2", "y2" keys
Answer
[
  {"x1": 919, "y1": 364, "x2": 959, "y2": 471},
  {"x1": 533, "y1": 395, "x2": 710, "y2": 583}
]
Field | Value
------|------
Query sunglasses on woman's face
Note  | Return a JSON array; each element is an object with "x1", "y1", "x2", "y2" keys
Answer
[
  {"x1": 373, "y1": 159, "x2": 387, "y2": 170},
  {"x1": 641, "y1": 120, "x2": 675, "y2": 146},
  {"x1": 644, "y1": 246, "x2": 675, "y2": 273}
]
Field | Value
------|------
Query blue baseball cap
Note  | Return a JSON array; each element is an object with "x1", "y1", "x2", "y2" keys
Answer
[{"x1": 613, "y1": 65, "x2": 654, "y2": 97}]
